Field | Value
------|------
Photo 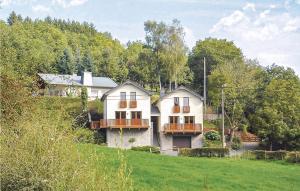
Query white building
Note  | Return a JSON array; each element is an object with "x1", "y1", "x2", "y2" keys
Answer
[
  {"x1": 156, "y1": 86, "x2": 204, "y2": 151},
  {"x1": 95, "y1": 80, "x2": 204, "y2": 150},
  {"x1": 38, "y1": 72, "x2": 117, "y2": 100},
  {"x1": 100, "y1": 80, "x2": 152, "y2": 148}
]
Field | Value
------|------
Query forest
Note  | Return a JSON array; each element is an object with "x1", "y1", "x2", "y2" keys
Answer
[{"x1": 1, "y1": 11, "x2": 299, "y2": 151}]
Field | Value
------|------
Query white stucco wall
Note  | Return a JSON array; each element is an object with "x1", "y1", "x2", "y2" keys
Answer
[
  {"x1": 157, "y1": 89, "x2": 204, "y2": 150},
  {"x1": 104, "y1": 84, "x2": 151, "y2": 121},
  {"x1": 103, "y1": 83, "x2": 152, "y2": 148}
]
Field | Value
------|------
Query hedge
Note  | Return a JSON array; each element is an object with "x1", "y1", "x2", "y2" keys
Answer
[
  {"x1": 286, "y1": 152, "x2": 300, "y2": 163},
  {"x1": 131, "y1": 146, "x2": 160, "y2": 154},
  {"x1": 246, "y1": 150, "x2": 300, "y2": 163},
  {"x1": 179, "y1": 148, "x2": 229, "y2": 157}
]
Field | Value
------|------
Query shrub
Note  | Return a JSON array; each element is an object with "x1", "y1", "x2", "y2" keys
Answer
[
  {"x1": 231, "y1": 136, "x2": 241, "y2": 150},
  {"x1": 251, "y1": 150, "x2": 288, "y2": 160},
  {"x1": 128, "y1": 138, "x2": 136, "y2": 143},
  {"x1": 179, "y1": 148, "x2": 229, "y2": 157},
  {"x1": 94, "y1": 130, "x2": 106, "y2": 144},
  {"x1": 131, "y1": 146, "x2": 160, "y2": 154},
  {"x1": 203, "y1": 139, "x2": 222, "y2": 148},
  {"x1": 74, "y1": 128, "x2": 94, "y2": 143},
  {"x1": 286, "y1": 152, "x2": 300, "y2": 163},
  {"x1": 204, "y1": 130, "x2": 220, "y2": 141}
]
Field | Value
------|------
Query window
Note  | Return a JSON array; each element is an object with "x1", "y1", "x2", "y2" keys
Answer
[
  {"x1": 174, "y1": 97, "x2": 179, "y2": 106},
  {"x1": 183, "y1": 97, "x2": 189, "y2": 106},
  {"x1": 120, "y1": 92, "x2": 126, "y2": 100},
  {"x1": 131, "y1": 111, "x2": 141, "y2": 119},
  {"x1": 115, "y1": 111, "x2": 126, "y2": 119},
  {"x1": 184, "y1": 116, "x2": 194, "y2": 124},
  {"x1": 169, "y1": 116, "x2": 179, "y2": 124},
  {"x1": 130, "y1": 92, "x2": 136, "y2": 100}
]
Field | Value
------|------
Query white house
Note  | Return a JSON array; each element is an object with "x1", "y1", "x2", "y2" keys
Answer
[
  {"x1": 38, "y1": 72, "x2": 117, "y2": 100},
  {"x1": 156, "y1": 86, "x2": 204, "y2": 151},
  {"x1": 92, "y1": 80, "x2": 204, "y2": 150},
  {"x1": 100, "y1": 80, "x2": 152, "y2": 148}
]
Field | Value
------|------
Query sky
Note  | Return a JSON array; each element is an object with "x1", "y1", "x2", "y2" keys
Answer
[{"x1": 1, "y1": 0, "x2": 300, "y2": 75}]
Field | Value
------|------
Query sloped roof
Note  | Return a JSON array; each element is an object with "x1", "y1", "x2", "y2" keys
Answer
[
  {"x1": 38, "y1": 73, "x2": 117, "y2": 88},
  {"x1": 101, "y1": 80, "x2": 151, "y2": 101},
  {"x1": 160, "y1": 86, "x2": 204, "y2": 101}
]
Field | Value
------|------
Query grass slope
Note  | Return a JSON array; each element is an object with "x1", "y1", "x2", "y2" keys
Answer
[{"x1": 78, "y1": 144, "x2": 300, "y2": 191}]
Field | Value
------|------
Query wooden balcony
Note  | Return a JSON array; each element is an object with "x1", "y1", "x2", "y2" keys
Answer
[
  {"x1": 91, "y1": 119, "x2": 150, "y2": 129},
  {"x1": 163, "y1": 123, "x2": 202, "y2": 134},
  {"x1": 119, "y1": 100, "x2": 127, "y2": 108},
  {"x1": 173, "y1": 105, "x2": 180, "y2": 113},
  {"x1": 183, "y1": 106, "x2": 190, "y2": 113},
  {"x1": 129, "y1": 100, "x2": 137, "y2": 108}
]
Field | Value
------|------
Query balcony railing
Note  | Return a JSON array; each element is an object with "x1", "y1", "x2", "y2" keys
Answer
[
  {"x1": 173, "y1": 105, "x2": 180, "y2": 113},
  {"x1": 91, "y1": 119, "x2": 149, "y2": 129},
  {"x1": 183, "y1": 106, "x2": 190, "y2": 113},
  {"x1": 129, "y1": 100, "x2": 137, "y2": 108},
  {"x1": 119, "y1": 100, "x2": 127, "y2": 108},
  {"x1": 163, "y1": 123, "x2": 202, "y2": 134}
]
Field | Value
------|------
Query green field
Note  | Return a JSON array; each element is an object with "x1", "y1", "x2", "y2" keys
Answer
[{"x1": 78, "y1": 144, "x2": 300, "y2": 191}]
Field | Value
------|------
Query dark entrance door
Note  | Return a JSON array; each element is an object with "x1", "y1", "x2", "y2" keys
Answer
[{"x1": 173, "y1": 136, "x2": 191, "y2": 148}]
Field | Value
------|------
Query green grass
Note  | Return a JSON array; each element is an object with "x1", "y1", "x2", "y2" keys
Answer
[
  {"x1": 78, "y1": 144, "x2": 300, "y2": 191},
  {"x1": 204, "y1": 120, "x2": 218, "y2": 129}
]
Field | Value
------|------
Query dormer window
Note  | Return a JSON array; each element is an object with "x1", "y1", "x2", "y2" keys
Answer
[
  {"x1": 120, "y1": 92, "x2": 126, "y2": 100},
  {"x1": 174, "y1": 97, "x2": 179, "y2": 106}
]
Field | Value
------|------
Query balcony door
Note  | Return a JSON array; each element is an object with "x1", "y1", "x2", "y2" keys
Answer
[
  {"x1": 184, "y1": 116, "x2": 195, "y2": 130},
  {"x1": 131, "y1": 111, "x2": 141, "y2": 125},
  {"x1": 169, "y1": 116, "x2": 179, "y2": 130},
  {"x1": 115, "y1": 111, "x2": 126, "y2": 126}
]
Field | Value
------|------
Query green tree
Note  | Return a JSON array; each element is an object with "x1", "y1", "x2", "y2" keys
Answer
[
  {"x1": 249, "y1": 65, "x2": 300, "y2": 150},
  {"x1": 7, "y1": 11, "x2": 22, "y2": 26},
  {"x1": 189, "y1": 38, "x2": 243, "y2": 94},
  {"x1": 208, "y1": 60, "x2": 259, "y2": 142},
  {"x1": 56, "y1": 49, "x2": 74, "y2": 74},
  {"x1": 82, "y1": 52, "x2": 93, "y2": 72},
  {"x1": 81, "y1": 87, "x2": 88, "y2": 112}
]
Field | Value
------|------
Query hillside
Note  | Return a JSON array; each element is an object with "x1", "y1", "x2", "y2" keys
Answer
[{"x1": 78, "y1": 144, "x2": 300, "y2": 191}]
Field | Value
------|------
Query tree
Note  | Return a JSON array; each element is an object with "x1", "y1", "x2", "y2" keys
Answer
[
  {"x1": 7, "y1": 11, "x2": 22, "y2": 26},
  {"x1": 208, "y1": 60, "x2": 259, "y2": 142},
  {"x1": 188, "y1": 38, "x2": 244, "y2": 94},
  {"x1": 82, "y1": 52, "x2": 93, "y2": 72},
  {"x1": 56, "y1": 49, "x2": 74, "y2": 74},
  {"x1": 81, "y1": 87, "x2": 88, "y2": 112},
  {"x1": 249, "y1": 65, "x2": 300, "y2": 150}
]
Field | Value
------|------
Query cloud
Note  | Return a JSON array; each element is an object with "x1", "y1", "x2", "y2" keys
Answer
[
  {"x1": 210, "y1": 2, "x2": 300, "y2": 75},
  {"x1": 0, "y1": 0, "x2": 12, "y2": 7},
  {"x1": 243, "y1": 2, "x2": 256, "y2": 11},
  {"x1": 32, "y1": 5, "x2": 51, "y2": 12},
  {"x1": 183, "y1": 26, "x2": 197, "y2": 49},
  {"x1": 52, "y1": 0, "x2": 88, "y2": 8}
]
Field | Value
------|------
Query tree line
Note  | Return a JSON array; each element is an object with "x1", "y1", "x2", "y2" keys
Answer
[{"x1": 1, "y1": 12, "x2": 299, "y2": 150}]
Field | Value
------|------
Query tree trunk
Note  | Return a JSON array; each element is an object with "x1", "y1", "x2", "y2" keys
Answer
[
  {"x1": 169, "y1": 80, "x2": 172, "y2": 91},
  {"x1": 158, "y1": 75, "x2": 161, "y2": 92}
]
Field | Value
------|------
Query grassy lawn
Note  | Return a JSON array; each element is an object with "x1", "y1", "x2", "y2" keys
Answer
[{"x1": 78, "y1": 144, "x2": 300, "y2": 191}]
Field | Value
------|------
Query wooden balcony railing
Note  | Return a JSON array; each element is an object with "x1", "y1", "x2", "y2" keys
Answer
[
  {"x1": 129, "y1": 100, "x2": 137, "y2": 108},
  {"x1": 163, "y1": 123, "x2": 202, "y2": 134},
  {"x1": 183, "y1": 106, "x2": 190, "y2": 113},
  {"x1": 91, "y1": 119, "x2": 150, "y2": 129},
  {"x1": 173, "y1": 105, "x2": 180, "y2": 113},
  {"x1": 119, "y1": 100, "x2": 127, "y2": 108}
]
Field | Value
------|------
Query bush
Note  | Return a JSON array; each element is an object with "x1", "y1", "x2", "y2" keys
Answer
[
  {"x1": 74, "y1": 128, "x2": 94, "y2": 143},
  {"x1": 231, "y1": 136, "x2": 241, "y2": 150},
  {"x1": 179, "y1": 148, "x2": 229, "y2": 157},
  {"x1": 131, "y1": 146, "x2": 160, "y2": 154},
  {"x1": 94, "y1": 130, "x2": 106, "y2": 144},
  {"x1": 286, "y1": 152, "x2": 300, "y2": 163},
  {"x1": 204, "y1": 130, "x2": 220, "y2": 141},
  {"x1": 203, "y1": 139, "x2": 222, "y2": 148},
  {"x1": 251, "y1": 150, "x2": 288, "y2": 160}
]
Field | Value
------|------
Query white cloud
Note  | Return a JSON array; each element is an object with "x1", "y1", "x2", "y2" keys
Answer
[
  {"x1": 210, "y1": 2, "x2": 300, "y2": 75},
  {"x1": 32, "y1": 5, "x2": 51, "y2": 12},
  {"x1": 243, "y1": 2, "x2": 256, "y2": 11},
  {"x1": 52, "y1": 0, "x2": 88, "y2": 8},
  {"x1": 0, "y1": 0, "x2": 12, "y2": 7},
  {"x1": 183, "y1": 26, "x2": 197, "y2": 49}
]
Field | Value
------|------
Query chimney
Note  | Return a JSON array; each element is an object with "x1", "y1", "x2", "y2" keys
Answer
[{"x1": 82, "y1": 71, "x2": 93, "y2": 86}]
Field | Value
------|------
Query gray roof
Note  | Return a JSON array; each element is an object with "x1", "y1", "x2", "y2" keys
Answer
[
  {"x1": 38, "y1": 73, "x2": 117, "y2": 88},
  {"x1": 160, "y1": 86, "x2": 204, "y2": 101},
  {"x1": 151, "y1": 105, "x2": 160, "y2": 116},
  {"x1": 101, "y1": 80, "x2": 151, "y2": 101}
]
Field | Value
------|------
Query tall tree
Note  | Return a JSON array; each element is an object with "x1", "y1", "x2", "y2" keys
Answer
[
  {"x1": 81, "y1": 52, "x2": 93, "y2": 72},
  {"x1": 56, "y1": 49, "x2": 74, "y2": 74},
  {"x1": 189, "y1": 38, "x2": 243, "y2": 95},
  {"x1": 7, "y1": 11, "x2": 22, "y2": 26}
]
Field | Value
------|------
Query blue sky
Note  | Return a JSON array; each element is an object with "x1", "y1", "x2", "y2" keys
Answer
[{"x1": 1, "y1": 0, "x2": 300, "y2": 75}]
